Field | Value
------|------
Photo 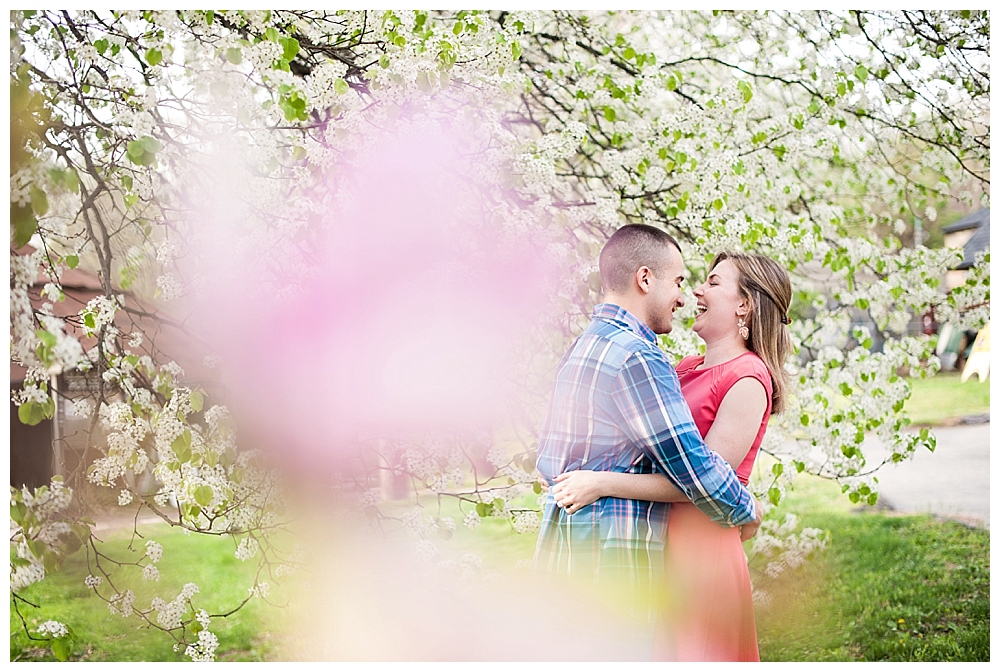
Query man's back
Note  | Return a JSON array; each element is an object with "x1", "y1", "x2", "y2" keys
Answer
[{"x1": 534, "y1": 303, "x2": 754, "y2": 585}]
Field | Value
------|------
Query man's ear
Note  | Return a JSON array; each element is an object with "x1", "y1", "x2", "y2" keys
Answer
[{"x1": 635, "y1": 266, "x2": 652, "y2": 294}]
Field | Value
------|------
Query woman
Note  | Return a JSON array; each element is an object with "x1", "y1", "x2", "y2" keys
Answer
[{"x1": 552, "y1": 251, "x2": 793, "y2": 661}]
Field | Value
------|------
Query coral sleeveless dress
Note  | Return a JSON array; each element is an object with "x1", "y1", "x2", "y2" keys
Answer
[{"x1": 657, "y1": 352, "x2": 772, "y2": 662}]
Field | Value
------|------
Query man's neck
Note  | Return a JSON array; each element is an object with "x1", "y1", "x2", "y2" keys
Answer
[{"x1": 602, "y1": 293, "x2": 648, "y2": 328}]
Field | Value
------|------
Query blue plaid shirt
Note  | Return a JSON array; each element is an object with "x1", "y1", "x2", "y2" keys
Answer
[{"x1": 533, "y1": 303, "x2": 756, "y2": 588}]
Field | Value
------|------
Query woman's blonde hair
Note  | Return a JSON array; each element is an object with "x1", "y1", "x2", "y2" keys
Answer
[{"x1": 711, "y1": 251, "x2": 793, "y2": 414}]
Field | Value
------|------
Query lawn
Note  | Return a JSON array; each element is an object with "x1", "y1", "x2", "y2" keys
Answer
[
  {"x1": 754, "y1": 473, "x2": 989, "y2": 661},
  {"x1": 10, "y1": 522, "x2": 286, "y2": 662},
  {"x1": 904, "y1": 370, "x2": 990, "y2": 426},
  {"x1": 11, "y1": 473, "x2": 989, "y2": 661}
]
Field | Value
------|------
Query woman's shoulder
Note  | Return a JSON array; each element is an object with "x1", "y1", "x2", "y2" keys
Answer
[{"x1": 725, "y1": 352, "x2": 772, "y2": 390}]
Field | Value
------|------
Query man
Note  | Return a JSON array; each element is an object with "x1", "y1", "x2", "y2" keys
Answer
[{"x1": 534, "y1": 224, "x2": 760, "y2": 588}]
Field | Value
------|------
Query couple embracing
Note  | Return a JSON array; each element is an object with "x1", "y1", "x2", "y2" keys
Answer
[{"x1": 533, "y1": 224, "x2": 793, "y2": 661}]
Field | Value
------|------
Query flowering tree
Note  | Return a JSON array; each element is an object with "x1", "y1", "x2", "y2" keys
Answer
[{"x1": 9, "y1": 10, "x2": 989, "y2": 660}]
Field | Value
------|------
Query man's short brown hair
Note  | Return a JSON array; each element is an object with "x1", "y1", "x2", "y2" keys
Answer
[{"x1": 598, "y1": 224, "x2": 681, "y2": 293}]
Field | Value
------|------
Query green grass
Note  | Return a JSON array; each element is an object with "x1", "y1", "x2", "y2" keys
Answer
[
  {"x1": 11, "y1": 477, "x2": 989, "y2": 662},
  {"x1": 754, "y1": 474, "x2": 990, "y2": 661},
  {"x1": 10, "y1": 523, "x2": 288, "y2": 662},
  {"x1": 904, "y1": 370, "x2": 990, "y2": 426}
]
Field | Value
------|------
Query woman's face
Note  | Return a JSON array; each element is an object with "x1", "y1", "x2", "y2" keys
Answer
[{"x1": 692, "y1": 259, "x2": 747, "y2": 341}]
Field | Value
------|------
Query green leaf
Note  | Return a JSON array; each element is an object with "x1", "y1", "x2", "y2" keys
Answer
[
  {"x1": 768, "y1": 486, "x2": 782, "y2": 506},
  {"x1": 839, "y1": 382, "x2": 853, "y2": 396},
  {"x1": 94, "y1": 38, "x2": 108, "y2": 55},
  {"x1": 280, "y1": 37, "x2": 300, "y2": 62},
  {"x1": 190, "y1": 390, "x2": 204, "y2": 412},
  {"x1": 511, "y1": 41, "x2": 522, "y2": 61},
  {"x1": 205, "y1": 9, "x2": 214, "y2": 25},
  {"x1": 225, "y1": 47, "x2": 242, "y2": 65},
  {"x1": 145, "y1": 48, "x2": 162, "y2": 67},
  {"x1": 11, "y1": 501, "x2": 27, "y2": 523},
  {"x1": 532, "y1": 481, "x2": 542, "y2": 495},
  {"x1": 36, "y1": 329, "x2": 57, "y2": 348},
  {"x1": 854, "y1": 64, "x2": 868, "y2": 83},
  {"x1": 172, "y1": 429, "x2": 192, "y2": 463},
  {"x1": 11, "y1": 202, "x2": 38, "y2": 247},
  {"x1": 738, "y1": 80, "x2": 753, "y2": 103},
  {"x1": 194, "y1": 485, "x2": 213, "y2": 507},
  {"x1": 126, "y1": 136, "x2": 161, "y2": 167},
  {"x1": 603, "y1": 106, "x2": 616, "y2": 122},
  {"x1": 51, "y1": 637, "x2": 71, "y2": 662},
  {"x1": 18, "y1": 401, "x2": 48, "y2": 426},
  {"x1": 29, "y1": 185, "x2": 49, "y2": 217}
]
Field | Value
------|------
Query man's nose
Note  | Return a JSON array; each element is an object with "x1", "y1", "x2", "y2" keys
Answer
[{"x1": 676, "y1": 294, "x2": 685, "y2": 307}]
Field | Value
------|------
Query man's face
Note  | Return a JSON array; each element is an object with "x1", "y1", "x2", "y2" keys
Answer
[{"x1": 646, "y1": 244, "x2": 686, "y2": 335}]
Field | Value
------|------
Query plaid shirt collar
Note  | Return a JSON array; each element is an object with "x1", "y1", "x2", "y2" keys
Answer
[{"x1": 592, "y1": 303, "x2": 657, "y2": 345}]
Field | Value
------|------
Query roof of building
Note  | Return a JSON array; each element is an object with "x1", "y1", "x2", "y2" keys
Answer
[
  {"x1": 942, "y1": 208, "x2": 990, "y2": 234},
  {"x1": 956, "y1": 216, "x2": 990, "y2": 270}
]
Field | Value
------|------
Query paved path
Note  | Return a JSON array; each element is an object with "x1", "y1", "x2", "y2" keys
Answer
[{"x1": 863, "y1": 421, "x2": 990, "y2": 528}]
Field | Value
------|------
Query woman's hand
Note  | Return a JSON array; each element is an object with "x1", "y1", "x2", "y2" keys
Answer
[{"x1": 552, "y1": 470, "x2": 609, "y2": 514}]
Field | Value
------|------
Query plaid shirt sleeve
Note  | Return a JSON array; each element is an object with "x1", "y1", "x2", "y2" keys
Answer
[{"x1": 609, "y1": 348, "x2": 756, "y2": 528}]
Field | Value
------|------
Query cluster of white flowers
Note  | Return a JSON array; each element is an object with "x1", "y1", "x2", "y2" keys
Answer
[
  {"x1": 35, "y1": 620, "x2": 69, "y2": 638},
  {"x1": 511, "y1": 510, "x2": 541, "y2": 534},
  {"x1": 463, "y1": 510, "x2": 481, "y2": 530},
  {"x1": 140, "y1": 539, "x2": 162, "y2": 562},
  {"x1": 71, "y1": 398, "x2": 94, "y2": 418},
  {"x1": 10, "y1": 557, "x2": 46, "y2": 591},
  {"x1": 235, "y1": 537, "x2": 260, "y2": 561},
  {"x1": 10, "y1": 479, "x2": 76, "y2": 588},
  {"x1": 249, "y1": 581, "x2": 271, "y2": 599},
  {"x1": 118, "y1": 489, "x2": 133, "y2": 506},
  {"x1": 155, "y1": 273, "x2": 184, "y2": 300},
  {"x1": 357, "y1": 488, "x2": 381, "y2": 509},
  {"x1": 185, "y1": 627, "x2": 219, "y2": 662},
  {"x1": 108, "y1": 589, "x2": 136, "y2": 617},
  {"x1": 90, "y1": 402, "x2": 149, "y2": 487},
  {"x1": 79, "y1": 295, "x2": 124, "y2": 338},
  {"x1": 84, "y1": 575, "x2": 102, "y2": 589},
  {"x1": 143, "y1": 564, "x2": 161, "y2": 582},
  {"x1": 151, "y1": 583, "x2": 200, "y2": 630},
  {"x1": 415, "y1": 539, "x2": 438, "y2": 561},
  {"x1": 750, "y1": 513, "x2": 829, "y2": 591}
]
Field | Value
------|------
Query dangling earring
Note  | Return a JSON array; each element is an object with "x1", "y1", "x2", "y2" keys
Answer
[{"x1": 738, "y1": 317, "x2": 749, "y2": 340}]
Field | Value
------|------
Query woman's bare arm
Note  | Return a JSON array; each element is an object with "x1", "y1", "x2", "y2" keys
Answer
[{"x1": 554, "y1": 376, "x2": 768, "y2": 513}]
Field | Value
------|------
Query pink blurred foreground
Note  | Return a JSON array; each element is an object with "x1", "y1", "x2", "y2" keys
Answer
[{"x1": 184, "y1": 118, "x2": 557, "y2": 468}]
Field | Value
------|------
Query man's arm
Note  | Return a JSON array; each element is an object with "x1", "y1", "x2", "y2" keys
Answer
[
  {"x1": 608, "y1": 350, "x2": 756, "y2": 527},
  {"x1": 554, "y1": 378, "x2": 767, "y2": 509}
]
